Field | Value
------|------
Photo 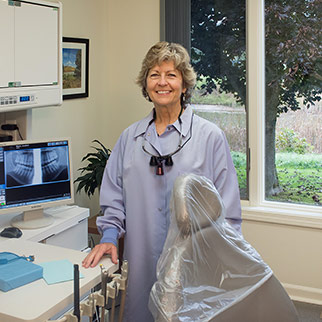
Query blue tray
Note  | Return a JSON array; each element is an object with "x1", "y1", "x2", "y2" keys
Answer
[{"x1": 0, "y1": 252, "x2": 43, "y2": 292}]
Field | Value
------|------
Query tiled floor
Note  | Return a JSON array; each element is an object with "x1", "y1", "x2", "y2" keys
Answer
[
  {"x1": 293, "y1": 301, "x2": 322, "y2": 322},
  {"x1": 104, "y1": 302, "x2": 322, "y2": 322}
]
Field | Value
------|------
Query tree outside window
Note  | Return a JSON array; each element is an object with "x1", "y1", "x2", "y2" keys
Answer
[{"x1": 189, "y1": 0, "x2": 321, "y2": 206}]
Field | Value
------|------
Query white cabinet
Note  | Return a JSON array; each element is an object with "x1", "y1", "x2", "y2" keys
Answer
[
  {"x1": 40, "y1": 216, "x2": 88, "y2": 251},
  {"x1": 0, "y1": 206, "x2": 90, "y2": 251},
  {"x1": 0, "y1": 1, "x2": 59, "y2": 88},
  {"x1": 15, "y1": 2, "x2": 59, "y2": 86},
  {"x1": 0, "y1": 0, "x2": 62, "y2": 112},
  {"x1": 0, "y1": 2, "x2": 14, "y2": 89}
]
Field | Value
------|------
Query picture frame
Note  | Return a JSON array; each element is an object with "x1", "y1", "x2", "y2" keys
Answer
[{"x1": 62, "y1": 37, "x2": 89, "y2": 100}]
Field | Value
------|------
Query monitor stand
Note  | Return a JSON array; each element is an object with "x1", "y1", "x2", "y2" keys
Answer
[{"x1": 11, "y1": 209, "x2": 54, "y2": 229}]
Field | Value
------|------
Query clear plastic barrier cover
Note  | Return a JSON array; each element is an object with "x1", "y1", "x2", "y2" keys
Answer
[{"x1": 149, "y1": 174, "x2": 272, "y2": 321}]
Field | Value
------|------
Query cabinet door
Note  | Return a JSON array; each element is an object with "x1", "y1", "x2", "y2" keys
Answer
[
  {"x1": 0, "y1": 3, "x2": 14, "y2": 88},
  {"x1": 15, "y1": 2, "x2": 59, "y2": 86}
]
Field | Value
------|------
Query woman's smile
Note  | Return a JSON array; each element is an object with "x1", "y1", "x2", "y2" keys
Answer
[{"x1": 156, "y1": 90, "x2": 171, "y2": 94}]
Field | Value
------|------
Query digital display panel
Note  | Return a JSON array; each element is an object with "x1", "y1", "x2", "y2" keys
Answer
[{"x1": 20, "y1": 96, "x2": 30, "y2": 102}]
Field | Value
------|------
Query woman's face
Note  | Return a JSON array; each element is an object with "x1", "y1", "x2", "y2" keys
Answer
[{"x1": 146, "y1": 60, "x2": 186, "y2": 110}]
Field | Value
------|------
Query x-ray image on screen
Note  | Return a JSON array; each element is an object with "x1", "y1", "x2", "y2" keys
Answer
[
  {"x1": 5, "y1": 150, "x2": 37, "y2": 187},
  {"x1": 41, "y1": 146, "x2": 69, "y2": 182},
  {"x1": 5, "y1": 146, "x2": 69, "y2": 187}
]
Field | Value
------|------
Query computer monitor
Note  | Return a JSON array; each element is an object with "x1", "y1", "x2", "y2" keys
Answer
[{"x1": 0, "y1": 138, "x2": 74, "y2": 229}]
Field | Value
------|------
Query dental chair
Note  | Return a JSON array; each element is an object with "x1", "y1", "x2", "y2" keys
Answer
[{"x1": 149, "y1": 174, "x2": 299, "y2": 322}]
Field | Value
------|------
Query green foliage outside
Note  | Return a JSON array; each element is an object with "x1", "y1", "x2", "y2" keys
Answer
[
  {"x1": 231, "y1": 151, "x2": 322, "y2": 205},
  {"x1": 192, "y1": 78, "x2": 243, "y2": 108},
  {"x1": 276, "y1": 128, "x2": 314, "y2": 154},
  {"x1": 231, "y1": 151, "x2": 247, "y2": 197},
  {"x1": 275, "y1": 152, "x2": 322, "y2": 169},
  {"x1": 192, "y1": 99, "x2": 321, "y2": 205},
  {"x1": 270, "y1": 153, "x2": 322, "y2": 205}
]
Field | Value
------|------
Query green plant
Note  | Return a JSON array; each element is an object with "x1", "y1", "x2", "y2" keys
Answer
[
  {"x1": 74, "y1": 140, "x2": 111, "y2": 198},
  {"x1": 276, "y1": 128, "x2": 313, "y2": 154},
  {"x1": 192, "y1": 78, "x2": 243, "y2": 107}
]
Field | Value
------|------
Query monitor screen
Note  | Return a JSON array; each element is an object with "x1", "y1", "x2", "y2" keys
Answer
[{"x1": 0, "y1": 138, "x2": 74, "y2": 229}]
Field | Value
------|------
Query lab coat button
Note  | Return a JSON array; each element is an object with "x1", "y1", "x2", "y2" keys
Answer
[{"x1": 158, "y1": 208, "x2": 162, "y2": 212}]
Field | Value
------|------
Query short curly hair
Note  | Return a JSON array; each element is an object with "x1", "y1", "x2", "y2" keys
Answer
[{"x1": 136, "y1": 41, "x2": 196, "y2": 106}]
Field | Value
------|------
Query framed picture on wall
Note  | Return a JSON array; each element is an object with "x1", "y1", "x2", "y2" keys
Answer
[{"x1": 62, "y1": 37, "x2": 89, "y2": 100}]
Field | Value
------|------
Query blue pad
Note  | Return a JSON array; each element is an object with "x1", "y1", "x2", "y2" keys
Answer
[
  {"x1": 0, "y1": 252, "x2": 43, "y2": 292},
  {"x1": 39, "y1": 259, "x2": 84, "y2": 285}
]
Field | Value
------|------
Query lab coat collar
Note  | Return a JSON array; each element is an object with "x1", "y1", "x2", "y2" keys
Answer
[
  {"x1": 133, "y1": 110, "x2": 155, "y2": 138},
  {"x1": 133, "y1": 105, "x2": 193, "y2": 138},
  {"x1": 173, "y1": 105, "x2": 193, "y2": 137}
]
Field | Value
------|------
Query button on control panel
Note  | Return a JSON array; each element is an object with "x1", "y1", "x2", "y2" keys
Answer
[{"x1": 0, "y1": 95, "x2": 35, "y2": 107}]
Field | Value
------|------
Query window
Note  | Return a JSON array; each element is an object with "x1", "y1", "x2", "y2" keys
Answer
[
  {"x1": 165, "y1": 0, "x2": 248, "y2": 199},
  {"x1": 161, "y1": 0, "x2": 248, "y2": 199},
  {"x1": 265, "y1": 0, "x2": 321, "y2": 206},
  {"x1": 161, "y1": 0, "x2": 321, "y2": 211},
  {"x1": 190, "y1": 0, "x2": 247, "y2": 199}
]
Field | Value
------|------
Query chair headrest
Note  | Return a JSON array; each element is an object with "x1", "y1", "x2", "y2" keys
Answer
[{"x1": 170, "y1": 174, "x2": 225, "y2": 237}]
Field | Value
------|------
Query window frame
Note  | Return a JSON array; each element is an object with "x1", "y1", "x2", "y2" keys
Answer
[
  {"x1": 161, "y1": 0, "x2": 322, "y2": 229},
  {"x1": 245, "y1": 0, "x2": 322, "y2": 228}
]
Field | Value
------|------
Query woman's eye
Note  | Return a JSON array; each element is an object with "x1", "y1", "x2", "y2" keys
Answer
[
  {"x1": 168, "y1": 73, "x2": 176, "y2": 77},
  {"x1": 150, "y1": 73, "x2": 159, "y2": 78}
]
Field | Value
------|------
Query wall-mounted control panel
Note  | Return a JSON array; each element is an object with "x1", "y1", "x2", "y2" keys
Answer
[{"x1": 0, "y1": 94, "x2": 36, "y2": 107}]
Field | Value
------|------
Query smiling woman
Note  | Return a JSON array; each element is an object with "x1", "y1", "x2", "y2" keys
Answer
[{"x1": 82, "y1": 41, "x2": 242, "y2": 322}]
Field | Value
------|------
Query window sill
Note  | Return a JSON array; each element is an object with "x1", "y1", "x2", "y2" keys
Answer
[{"x1": 242, "y1": 203, "x2": 322, "y2": 230}]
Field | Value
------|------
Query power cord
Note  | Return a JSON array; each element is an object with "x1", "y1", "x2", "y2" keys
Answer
[{"x1": 1, "y1": 123, "x2": 24, "y2": 140}]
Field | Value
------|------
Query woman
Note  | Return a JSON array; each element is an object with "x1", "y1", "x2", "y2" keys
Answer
[{"x1": 82, "y1": 41, "x2": 242, "y2": 321}]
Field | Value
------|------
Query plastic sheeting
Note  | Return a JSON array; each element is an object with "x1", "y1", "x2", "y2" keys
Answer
[{"x1": 149, "y1": 174, "x2": 273, "y2": 321}]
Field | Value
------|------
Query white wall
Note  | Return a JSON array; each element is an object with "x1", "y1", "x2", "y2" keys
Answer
[
  {"x1": 243, "y1": 217, "x2": 322, "y2": 304},
  {"x1": 19, "y1": 0, "x2": 322, "y2": 305},
  {"x1": 101, "y1": 1, "x2": 160, "y2": 143},
  {"x1": 28, "y1": 0, "x2": 160, "y2": 216}
]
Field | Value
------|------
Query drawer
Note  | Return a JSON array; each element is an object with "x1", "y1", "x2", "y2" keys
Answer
[{"x1": 42, "y1": 219, "x2": 88, "y2": 251}]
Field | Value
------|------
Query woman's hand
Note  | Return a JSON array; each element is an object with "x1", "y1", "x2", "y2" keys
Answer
[{"x1": 82, "y1": 242, "x2": 118, "y2": 268}]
